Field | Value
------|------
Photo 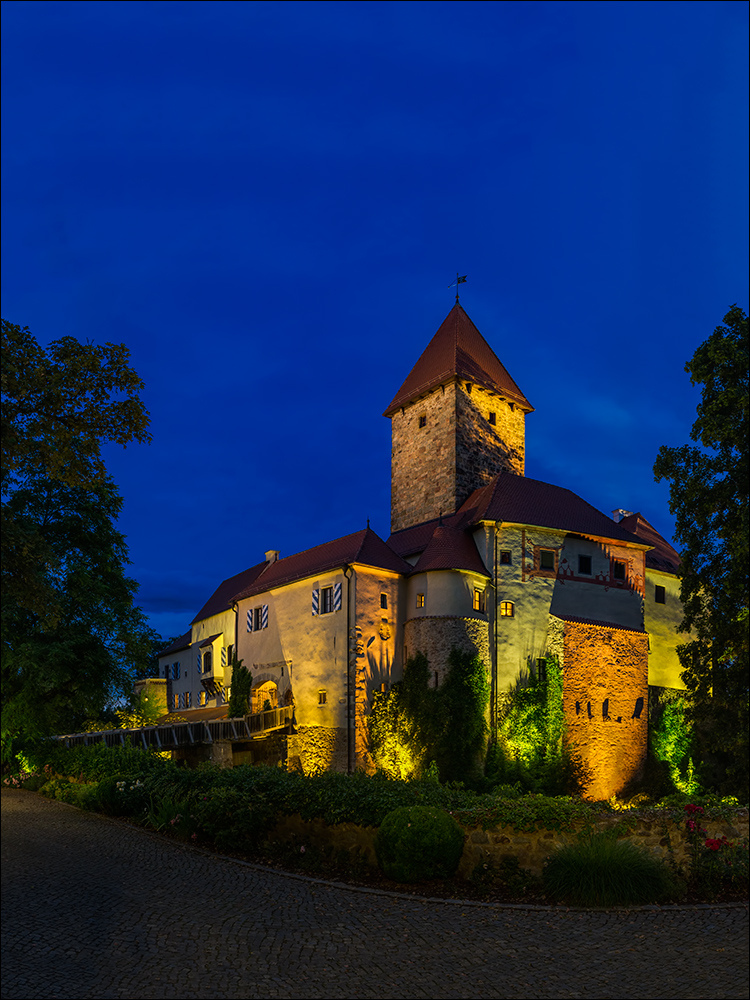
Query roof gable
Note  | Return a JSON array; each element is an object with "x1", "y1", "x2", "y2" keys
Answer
[
  {"x1": 234, "y1": 527, "x2": 411, "y2": 601},
  {"x1": 384, "y1": 303, "x2": 533, "y2": 415},
  {"x1": 191, "y1": 561, "x2": 268, "y2": 624},
  {"x1": 619, "y1": 513, "x2": 680, "y2": 574}
]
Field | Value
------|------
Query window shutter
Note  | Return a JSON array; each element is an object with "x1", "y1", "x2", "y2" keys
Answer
[
  {"x1": 196, "y1": 651, "x2": 201, "y2": 673},
  {"x1": 221, "y1": 647, "x2": 227, "y2": 667},
  {"x1": 333, "y1": 582, "x2": 342, "y2": 611},
  {"x1": 312, "y1": 589, "x2": 319, "y2": 616},
  {"x1": 262, "y1": 604, "x2": 269, "y2": 629},
  {"x1": 247, "y1": 609, "x2": 254, "y2": 632}
]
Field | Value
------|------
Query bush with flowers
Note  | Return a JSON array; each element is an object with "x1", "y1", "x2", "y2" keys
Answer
[{"x1": 676, "y1": 803, "x2": 749, "y2": 901}]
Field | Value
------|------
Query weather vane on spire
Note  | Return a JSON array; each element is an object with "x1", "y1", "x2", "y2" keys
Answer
[{"x1": 448, "y1": 273, "x2": 467, "y2": 303}]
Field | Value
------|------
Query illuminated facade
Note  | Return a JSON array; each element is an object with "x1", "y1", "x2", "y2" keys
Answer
[{"x1": 158, "y1": 302, "x2": 685, "y2": 797}]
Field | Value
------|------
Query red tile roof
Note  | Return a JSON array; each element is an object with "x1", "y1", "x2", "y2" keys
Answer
[
  {"x1": 384, "y1": 303, "x2": 533, "y2": 416},
  {"x1": 551, "y1": 613, "x2": 647, "y2": 635},
  {"x1": 387, "y1": 517, "x2": 444, "y2": 559},
  {"x1": 234, "y1": 527, "x2": 412, "y2": 601},
  {"x1": 456, "y1": 473, "x2": 649, "y2": 545},
  {"x1": 618, "y1": 513, "x2": 680, "y2": 574},
  {"x1": 410, "y1": 524, "x2": 491, "y2": 577},
  {"x1": 191, "y1": 561, "x2": 268, "y2": 624},
  {"x1": 157, "y1": 630, "x2": 192, "y2": 658}
]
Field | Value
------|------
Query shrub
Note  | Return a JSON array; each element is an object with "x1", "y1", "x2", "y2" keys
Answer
[
  {"x1": 543, "y1": 832, "x2": 683, "y2": 907},
  {"x1": 375, "y1": 805, "x2": 465, "y2": 882}
]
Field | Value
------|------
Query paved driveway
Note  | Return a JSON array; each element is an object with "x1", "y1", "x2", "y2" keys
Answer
[{"x1": 2, "y1": 788, "x2": 748, "y2": 1000}]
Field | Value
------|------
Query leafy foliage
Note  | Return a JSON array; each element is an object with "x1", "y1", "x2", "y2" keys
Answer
[
  {"x1": 487, "y1": 655, "x2": 581, "y2": 795},
  {"x1": 368, "y1": 648, "x2": 489, "y2": 783},
  {"x1": 375, "y1": 805, "x2": 465, "y2": 882},
  {"x1": 1, "y1": 320, "x2": 156, "y2": 739},
  {"x1": 227, "y1": 658, "x2": 252, "y2": 717},
  {"x1": 653, "y1": 305, "x2": 749, "y2": 796},
  {"x1": 650, "y1": 692, "x2": 699, "y2": 796}
]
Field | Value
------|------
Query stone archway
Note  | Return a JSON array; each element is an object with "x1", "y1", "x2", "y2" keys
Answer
[{"x1": 251, "y1": 681, "x2": 278, "y2": 713}]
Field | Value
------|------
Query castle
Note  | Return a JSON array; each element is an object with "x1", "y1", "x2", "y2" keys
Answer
[{"x1": 157, "y1": 301, "x2": 685, "y2": 798}]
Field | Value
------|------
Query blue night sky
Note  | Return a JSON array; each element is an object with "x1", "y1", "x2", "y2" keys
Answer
[{"x1": 2, "y1": 1, "x2": 748, "y2": 642}]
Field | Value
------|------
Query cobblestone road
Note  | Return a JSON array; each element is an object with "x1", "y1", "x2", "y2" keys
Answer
[{"x1": 2, "y1": 788, "x2": 748, "y2": 1000}]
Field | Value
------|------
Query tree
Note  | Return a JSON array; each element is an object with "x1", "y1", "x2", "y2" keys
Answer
[
  {"x1": 1, "y1": 320, "x2": 156, "y2": 738},
  {"x1": 1, "y1": 474, "x2": 159, "y2": 738},
  {"x1": 653, "y1": 304, "x2": 749, "y2": 796}
]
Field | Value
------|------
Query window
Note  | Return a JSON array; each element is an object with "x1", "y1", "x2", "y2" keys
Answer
[
  {"x1": 171, "y1": 693, "x2": 179, "y2": 710},
  {"x1": 198, "y1": 691, "x2": 207, "y2": 707},
  {"x1": 318, "y1": 690, "x2": 327, "y2": 705},
  {"x1": 418, "y1": 414, "x2": 427, "y2": 428},
  {"x1": 578, "y1": 555, "x2": 592, "y2": 575},
  {"x1": 500, "y1": 550, "x2": 512, "y2": 565},
  {"x1": 321, "y1": 587, "x2": 333, "y2": 614},
  {"x1": 416, "y1": 593, "x2": 425, "y2": 608},
  {"x1": 473, "y1": 588, "x2": 486, "y2": 613},
  {"x1": 312, "y1": 585, "x2": 341, "y2": 615},
  {"x1": 500, "y1": 601, "x2": 515, "y2": 617},
  {"x1": 184, "y1": 691, "x2": 192, "y2": 709},
  {"x1": 613, "y1": 560, "x2": 626, "y2": 582},
  {"x1": 202, "y1": 650, "x2": 212, "y2": 674},
  {"x1": 508, "y1": 402, "x2": 515, "y2": 411},
  {"x1": 655, "y1": 585, "x2": 666, "y2": 604},
  {"x1": 465, "y1": 383, "x2": 473, "y2": 393},
  {"x1": 172, "y1": 662, "x2": 180, "y2": 681},
  {"x1": 535, "y1": 657, "x2": 547, "y2": 682},
  {"x1": 247, "y1": 605, "x2": 269, "y2": 630},
  {"x1": 540, "y1": 549, "x2": 556, "y2": 571},
  {"x1": 380, "y1": 593, "x2": 388, "y2": 609},
  {"x1": 488, "y1": 411, "x2": 496, "y2": 425}
]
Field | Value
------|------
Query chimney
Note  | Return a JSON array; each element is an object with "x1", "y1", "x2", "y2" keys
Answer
[
  {"x1": 611, "y1": 509, "x2": 633, "y2": 524},
  {"x1": 265, "y1": 550, "x2": 279, "y2": 563}
]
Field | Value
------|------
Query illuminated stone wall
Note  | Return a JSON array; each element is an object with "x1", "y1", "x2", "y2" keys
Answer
[
  {"x1": 403, "y1": 615, "x2": 490, "y2": 687},
  {"x1": 644, "y1": 569, "x2": 686, "y2": 689},
  {"x1": 353, "y1": 567, "x2": 405, "y2": 770},
  {"x1": 390, "y1": 380, "x2": 527, "y2": 533},
  {"x1": 286, "y1": 726, "x2": 348, "y2": 775},
  {"x1": 455, "y1": 380, "x2": 526, "y2": 504},
  {"x1": 552, "y1": 615, "x2": 649, "y2": 801},
  {"x1": 390, "y1": 382, "x2": 459, "y2": 532}
]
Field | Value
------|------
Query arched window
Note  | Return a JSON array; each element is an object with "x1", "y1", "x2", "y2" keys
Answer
[
  {"x1": 202, "y1": 649, "x2": 212, "y2": 674},
  {"x1": 500, "y1": 601, "x2": 515, "y2": 617}
]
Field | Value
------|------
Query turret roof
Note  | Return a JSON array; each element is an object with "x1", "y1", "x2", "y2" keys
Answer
[
  {"x1": 409, "y1": 523, "x2": 491, "y2": 577},
  {"x1": 384, "y1": 303, "x2": 533, "y2": 416}
]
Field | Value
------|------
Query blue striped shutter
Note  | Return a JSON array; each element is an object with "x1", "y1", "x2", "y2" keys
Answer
[
  {"x1": 247, "y1": 609, "x2": 253, "y2": 632},
  {"x1": 312, "y1": 589, "x2": 319, "y2": 616},
  {"x1": 262, "y1": 605, "x2": 269, "y2": 629},
  {"x1": 221, "y1": 647, "x2": 227, "y2": 667},
  {"x1": 334, "y1": 582, "x2": 342, "y2": 612}
]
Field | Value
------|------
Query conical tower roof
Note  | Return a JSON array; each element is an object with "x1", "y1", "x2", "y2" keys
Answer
[{"x1": 384, "y1": 303, "x2": 533, "y2": 416}]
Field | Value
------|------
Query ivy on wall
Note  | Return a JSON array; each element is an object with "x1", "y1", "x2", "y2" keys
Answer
[
  {"x1": 368, "y1": 648, "x2": 489, "y2": 783},
  {"x1": 487, "y1": 655, "x2": 579, "y2": 794}
]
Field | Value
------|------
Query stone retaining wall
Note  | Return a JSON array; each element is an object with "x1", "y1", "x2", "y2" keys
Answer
[{"x1": 268, "y1": 809, "x2": 749, "y2": 878}]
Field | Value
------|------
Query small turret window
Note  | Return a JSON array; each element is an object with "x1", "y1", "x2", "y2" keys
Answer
[
  {"x1": 488, "y1": 412, "x2": 496, "y2": 425},
  {"x1": 416, "y1": 593, "x2": 425, "y2": 608},
  {"x1": 418, "y1": 415, "x2": 427, "y2": 428},
  {"x1": 655, "y1": 585, "x2": 666, "y2": 604}
]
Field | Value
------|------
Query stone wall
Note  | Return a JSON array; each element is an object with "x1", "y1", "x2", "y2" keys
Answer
[
  {"x1": 268, "y1": 809, "x2": 749, "y2": 879},
  {"x1": 404, "y1": 615, "x2": 490, "y2": 686},
  {"x1": 455, "y1": 381, "x2": 525, "y2": 508},
  {"x1": 390, "y1": 382, "x2": 458, "y2": 533},
  {"x1": 286, "y1": 725, "x2": 348, "y2": 776},
  {"x1": 555, "y1": 617, "x2": 649, "y2": 801}
]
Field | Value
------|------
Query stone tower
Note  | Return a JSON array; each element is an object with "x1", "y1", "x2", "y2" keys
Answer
[{"x1": 385, "y1": 303, "x2": 533, "y2": 534}]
